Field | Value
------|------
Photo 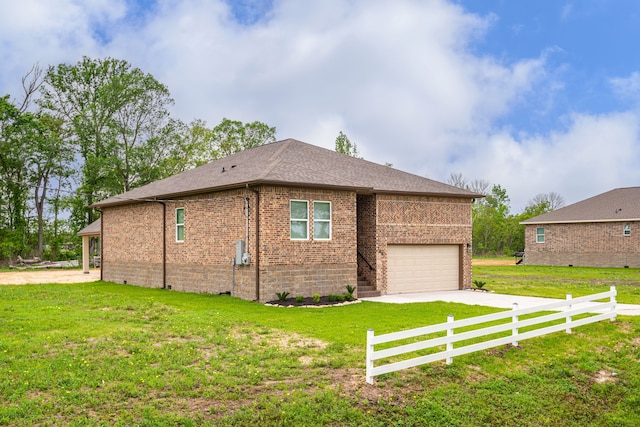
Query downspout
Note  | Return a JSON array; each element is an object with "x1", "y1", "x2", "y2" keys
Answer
[
  {"x1": 246, "y1": 184, "x2": 260, "y2": 301},
  {"x1": 98, "y1": 209, "x2": 103, "y2": 281},
  {"x1": 157, "y1": 201, "x2": 167, "y2": 289}
]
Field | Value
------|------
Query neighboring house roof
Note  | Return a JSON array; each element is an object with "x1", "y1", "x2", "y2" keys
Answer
[
  {"x1": 93, "y1": 139, "x2": 480, "y2": 208},
  {"x1": 521, "y1": 187, "x2": 640, "y2": 225},
  {"x1": 77, "y1": 219, "x2": 101, "y2": 236}
]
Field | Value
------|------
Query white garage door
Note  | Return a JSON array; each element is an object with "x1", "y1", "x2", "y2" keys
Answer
[{"x1": 387, "y1": 245, "x2": 460, "y2": 293}]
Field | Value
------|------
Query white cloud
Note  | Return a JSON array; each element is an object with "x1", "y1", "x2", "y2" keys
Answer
[
  {"x1": 0, "y1": 0, "x2": 124, "y2": 97},
  {"x1": 561, "y1": 3, "x2": 574, "y2": 21},
  {"x1": 452, "y1": 111, "x2": 640, "y2": 211},
  {"x1": 610, "y1": 71, "x2": 640, "y2": 101}
]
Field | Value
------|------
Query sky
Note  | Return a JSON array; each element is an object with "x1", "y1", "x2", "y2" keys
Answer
[{"x1": 1, "y1": 0, "x2": 639, "y2": 212}]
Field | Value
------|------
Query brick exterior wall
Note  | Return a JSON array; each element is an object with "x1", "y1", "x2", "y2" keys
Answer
[
  {"x1": 102, "y1": 189, "x2": 252, "y2": 296},
  {"x1": 524, "y1": 222, "x2": 640, "y2": 267},
  {"x1": 102, "y1": 186, "x2": 357, "y2": 302},
  {"x1": 101, "y1": 203, "x2": 164, "y2": 288},
  {"x1": 257, "y1": 186, "x2": 357, "y2": 301},
  {"x1": 102, "y1": 186, "x2": 473, "y2": 301},
  {"x1": 356, "y1": 194, "x2": 474, "y2": 294},
  {"x1": 356, "y1": 195, "x2": 377, "y2": 286}
]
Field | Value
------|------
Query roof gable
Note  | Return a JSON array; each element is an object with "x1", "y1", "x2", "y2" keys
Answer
[
  {"x1": 93, "y1": 139, "x2": 479, "y2": 207},
  {"x1": 521, "y1": 187, "x2": 640, "y2": 224},
  {"x1": 77, "y1": 219, "x2": 101, "y2": 236}
]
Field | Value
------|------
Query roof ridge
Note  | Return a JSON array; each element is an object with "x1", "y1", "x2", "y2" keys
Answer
[{"x1": 256, "y1": 139, "x2": 293, "y2": 180}]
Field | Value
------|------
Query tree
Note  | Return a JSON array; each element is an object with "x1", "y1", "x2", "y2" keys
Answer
[
  {"x1": 0, "y1": 96, "x2": 31, "y2": 258},
  {"x1": 447, "y1": 172, "x2": 468, "y2": 189},
  {"x1": 472, "y1": 184, "x2": 516, "y2": 255},
  {"x1": 29, "y1": 114, "x2": 72, "y2": 257},
  {"x1": 335, "y1": 131, "x2": 359, "y2": 157},
  {"x1": 527, "y1": 192, "x2": 565, "y2": 211},
  {"x1": 212, "y1": 118, "x2": 276, "y2": 158},
  {"x1": 447, "y1": 172, "x2": 490, "y2": 203},
  {"x1": 39, "y1": 57, "x2": 175, "y2": 227}
]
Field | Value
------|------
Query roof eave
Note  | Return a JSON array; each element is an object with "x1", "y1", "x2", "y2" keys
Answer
[
  {"x1": 521, "y1": 218, "x2": 640, "y2": 225},
  {"x1": 91, "y1": 179, "x2": 482, "y2": 209},
  {"x1": 373, "y1": 189, "x2": 481, "y2": 199},
  {"x1": 91, "y1": 180, "x2": 373, "y2": 208},
  {"x1": 90, "y1": 182, "x2": 253, "y2": 208}
]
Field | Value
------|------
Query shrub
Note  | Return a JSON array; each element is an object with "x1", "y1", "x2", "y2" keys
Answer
[
  {"x1": 276, "y1": 291, "x2": 290, "y2": 301},
  {"x1": 328, "y1": 294, "x2": 345, "y2": 302},
  {"x1": 295, "y1": 295, "x2": 304, "y2": 303},
  {"x1": 473, "y1": 280, "x2": 487, "y2": 290},
  {"x1": 345, "y1": 285, "x2": 355, "y2": 297},
  {"x1": 312, "y1": 294, "x2": 320, "y2": 303}
]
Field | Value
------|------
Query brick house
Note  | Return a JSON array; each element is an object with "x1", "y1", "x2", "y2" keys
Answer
[
  {"x1": 92, "y1": 139, "x2": 480, "y2": 302},
  {"x1": 521, "y1": 187, "x2": 640, "y2": 268}
]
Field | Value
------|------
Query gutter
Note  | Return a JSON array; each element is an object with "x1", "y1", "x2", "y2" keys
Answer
[{"x1": 246, "y1": 184, "x2": 260, "y2": 301}]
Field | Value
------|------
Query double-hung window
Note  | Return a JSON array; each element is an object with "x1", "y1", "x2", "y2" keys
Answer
[
  {"x1": 536, "y1": 227, "x2": 545, "y2": 243},
  {"x1": 290, "y1": 200, "x2": 308, "y2": 240},
  {"x1": 313, "y1": 201, "x2": 331, "y2": 240},
  {"x1": 624, "y1": 224, "x2": 631, "y2": 236},
  {"x1": 176, "y1": 208, "x2": 185, "y2": 242}
]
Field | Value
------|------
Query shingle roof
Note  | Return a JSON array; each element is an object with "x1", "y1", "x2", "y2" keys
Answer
[
  {"x1": 521, "y1": 187, "x2": 640, "y2": 224},
  {"x1": 92, "y1": 139, "x2": 479, "y2": 208},
  {"x1": 77, "y1": 219, "x2": 101, "y2": 236}
]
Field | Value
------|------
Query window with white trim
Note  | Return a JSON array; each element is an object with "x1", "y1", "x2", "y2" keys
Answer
[
  {"x1": 313, "y1": 201, "x2": 331, "y2": 240},
  {"x1": 290, "y1": 200, "x2": 308, "y2": 240},
  {"x1": 176, "y1": 207, "x2": 185, "y2": 242},
  {"x1": 624, "y1": 224, "x2": 631, "y2": 236},
  {"x1": 536, "y1": 227, "x2": 545, "y2": 243}
]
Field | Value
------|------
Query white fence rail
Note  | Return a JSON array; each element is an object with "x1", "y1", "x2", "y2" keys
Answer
[{"x1": 366, "y1": 286, "x2": 617, "y2": 384}]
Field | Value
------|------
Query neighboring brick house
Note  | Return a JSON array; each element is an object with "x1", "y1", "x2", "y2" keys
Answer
[
  {"x1": 521, "y1": 187, "x2": 640, "y2": 268},
  {"x1": 92, "y1": 139, "x2": 480, "y2": 302}
]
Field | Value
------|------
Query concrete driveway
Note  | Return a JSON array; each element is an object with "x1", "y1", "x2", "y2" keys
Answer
[{"x1": 361, "y1": 290, "x2": 640, "y2": 316}]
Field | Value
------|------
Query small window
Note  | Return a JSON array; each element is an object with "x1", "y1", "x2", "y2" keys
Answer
[
  {"x1": 536, "y1": 227, "x2": 545, "y2": 243},
  {"x1": 290, "y1": 200, "x2": 308, "y2": 240},
  {"x1": 176, "y1": 208, "x2": 185, "y2": 242},
  {"x1": 313, "y1": 201, "x2": 332, "y2": 240},
  {"x1": 624, "y1": 224, "x2": 631, "y2": 236}
]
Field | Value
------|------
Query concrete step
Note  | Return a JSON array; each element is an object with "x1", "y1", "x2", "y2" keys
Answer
[{"x1": 358, "y1": 290, "x2": 381, "y2": 298}]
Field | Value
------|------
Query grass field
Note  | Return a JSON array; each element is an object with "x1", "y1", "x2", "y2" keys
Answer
[
  {"x1": 473, "y1": 264, "x2": 640, "y2": 304},
  {"x1": 1, "y1": 266, "x2": 640, "y2": 426}
]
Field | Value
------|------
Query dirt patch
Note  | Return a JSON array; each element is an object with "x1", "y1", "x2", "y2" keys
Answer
[
  {"x1": 592, "y1": 369, "x2": 618, "y2": 384},
  {"x1": 0, "y1": 268, "x2": 101, "y2": 285}
]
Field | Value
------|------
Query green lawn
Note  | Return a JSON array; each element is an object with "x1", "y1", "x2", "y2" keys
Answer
[
  {"x1": 474, "y1": 264, "x2": 640, "y2": 304},
  {"x1": 1, "y1": 273, "x2": 639, "y2": 426}
]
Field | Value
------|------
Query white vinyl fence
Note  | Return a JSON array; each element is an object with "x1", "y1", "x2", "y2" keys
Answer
[{"x1": 366, "y1": 286, "x2": 617, "y2": 384}]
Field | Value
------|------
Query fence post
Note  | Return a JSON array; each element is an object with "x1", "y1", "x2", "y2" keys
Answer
[
  {"x1": 446, "y1": 315, "x2": 454, "y2": 365},
  {"x1": 565, "y1": 293, "x2": 572, "y2": 334},
  {"x1": 610, "y1": 285, "x2": 617, "y2": 322},
  {"x1": 512, "y1": 303, "x2": 519, "y2": 347},
  {"x1": 366, "y1": 329, "x2": 374, "y2": 384}
]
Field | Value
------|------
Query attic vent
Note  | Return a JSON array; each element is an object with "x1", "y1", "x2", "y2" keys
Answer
[{"x1": 221, "y1": 165, "x2": 236, "y2": 173}]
